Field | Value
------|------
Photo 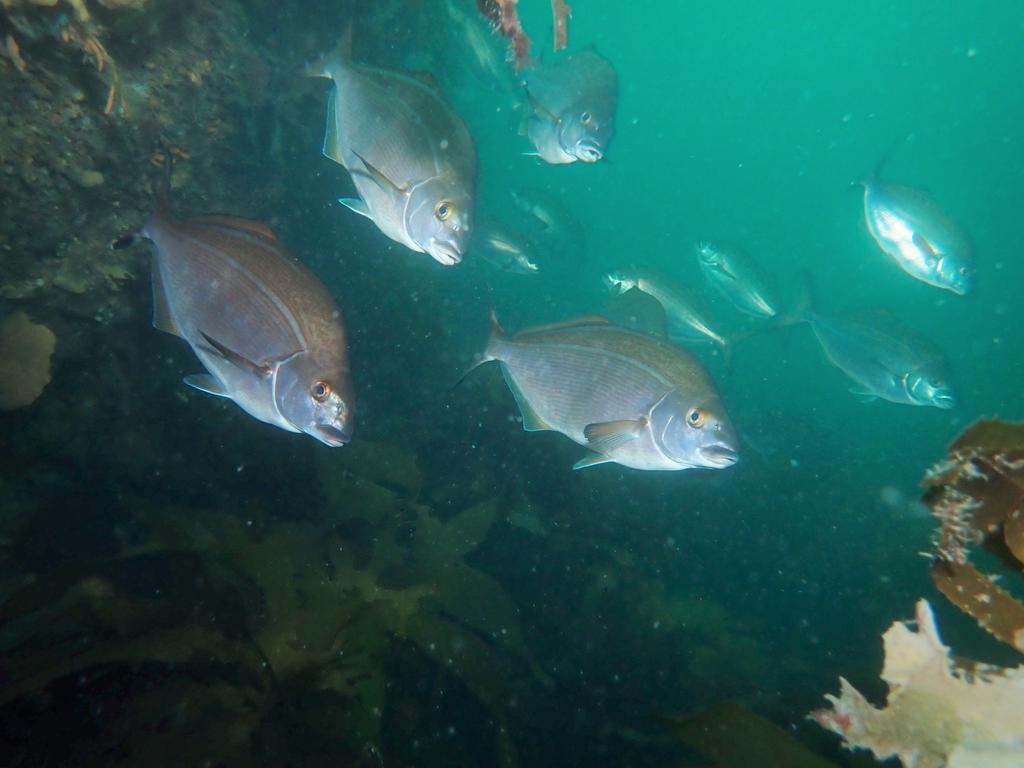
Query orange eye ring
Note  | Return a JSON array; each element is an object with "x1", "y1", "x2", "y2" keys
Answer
[
  {"x1": 312, "y1": 380, "x2": 332, "y2": 402},
  {"x1": 435, "y1": 200, "x2": 453, "y2": 221},
  {"x1": 686, "y1": 408, "x2": 705, "y2": 429}
]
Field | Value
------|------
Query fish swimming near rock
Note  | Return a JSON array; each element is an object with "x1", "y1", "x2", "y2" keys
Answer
[
  {"x1": 115, "y1": 169, "x2": 354, "y2": 446},
  {"x1": 470, "y1": 315, "x2": 738, "y2": 471},
  {"x1": 605, "y1": 268, "x2": 730, "y2": 351},
  {"x1": 309, "y1": 31, "x2": 478, "y2": 266},
  {"x1": 522, "y1": 49, "x2": 617, "y2": 164},
  {"x1": 473, "y1": 217, "x2": 540, "y2": 274},
  {"x1": 797, "y1": 306, "x2": 956, "y2": 409},
  {"x1": 696, "y1": 241, "x2": 779, "y2": 319},
  {"x1": 860, "y1": 174, "x2": 973, "y2": 295}
]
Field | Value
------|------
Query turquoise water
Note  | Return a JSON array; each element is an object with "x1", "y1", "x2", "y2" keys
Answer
[{"x1": 1, "y1": 1, "x2": 1022, "y2": 765}]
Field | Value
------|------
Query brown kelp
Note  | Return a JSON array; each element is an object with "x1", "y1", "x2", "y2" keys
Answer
[
  {"x1": 0, "y1": 438, "x2": 545, "y2": 764},
  {"x1": 924, "y1": 419, "x2": 1024, "y2": 652}
]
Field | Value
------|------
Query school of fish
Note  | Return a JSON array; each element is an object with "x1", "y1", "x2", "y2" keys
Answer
[{"x1": 118, "y1": 10, "x2": 977, "y2": 475}]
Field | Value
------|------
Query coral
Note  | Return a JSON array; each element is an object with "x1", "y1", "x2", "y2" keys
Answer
[
  {"x1": 477, "y1": 0, "x2": 571, "y2": 69},
  {"x1": 551, "y1": 0, "x2": 570, "y2": 51},
  {"x1": 0, "y1": 311, "x2": 55, "y2": 409},
  {"x1": 811, "y1": 599, "x2": 1024, "y2": 768},
  {"x1": 923, "y1": 419, "x2": 1024, "y2": 652}
]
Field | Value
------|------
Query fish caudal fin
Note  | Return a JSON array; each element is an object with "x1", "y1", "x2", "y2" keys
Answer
[
  {"x1": 305, "y1": 24, "x2": 354, "y2": 79},
  {"x1": 449, "y1": 310, "x2": 504, "y2": 391}
]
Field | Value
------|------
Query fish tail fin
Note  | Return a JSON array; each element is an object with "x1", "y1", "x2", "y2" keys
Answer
[
  {"x1": 450, "y1": 309, "x2": 503, "y2": 392},
  {"x1": 114, "y1": 152, "x2": 172, "y2": 248},
  {"x1": 855, "y1": 133, "x2": 913, "y2": 188},
  {"x1": 306, "y1": 24, "x2": 354, "y2": 78},
  {"x1": 773, "y1": 270, "x2": 815, "y2": 329}
]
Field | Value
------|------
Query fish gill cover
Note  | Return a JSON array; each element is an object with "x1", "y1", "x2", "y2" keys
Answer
[{"x1": 0, "y1": 0, "x2": 1022, "y2": 766}]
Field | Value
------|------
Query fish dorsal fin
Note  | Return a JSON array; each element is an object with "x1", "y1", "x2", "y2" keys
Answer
[
  {"x1": 190, "y1": 214, "x2": 279, "y2": 242},
  {"x1": 351, "y1": 151, "x2": 408, "y2": 197},
  {"x1": 322, "y1": 89, "x2": 343, "y2": 163},
  {"x1": 583, "y1": 418, "x2": 646, "y2": 455},
  {"x1": 199, "y1": 331, "x2": 273, "y2": 378},
  {"x1": 151, "y1": 262, "x2": 183, "y2": 338},
  {"x1": 516, "y1": 315, "x2": 610, "y2": 335}
]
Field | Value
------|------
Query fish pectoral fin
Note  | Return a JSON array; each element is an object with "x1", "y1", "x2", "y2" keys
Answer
[
  {"x1": 912, "y1": 232, "x2": 938, "y2": 263},
  {"x1": 151, "y1": 262, "x2": 183, "y2": 338},
  {"x1": 848, "y1": 387, "x2": 879, "y2": 403},
  {"x1": 198, "y1": 332, "x2": 273, "y2": 378},
  {"x1": 350, "y1": 151, "x2": 408, "y2": 196},
  {"x1": 573, "y1": 451, "x2": 615, "y2": 470},
  {"x1": 184, "y1": 373, "x2": 229, "y2": 398},
  {"x1": 338, "y1": 197, "x2": 372, "y2": 219},
  {"x1": 583, "y1": 418, "x2": 646, "y2": 454}
]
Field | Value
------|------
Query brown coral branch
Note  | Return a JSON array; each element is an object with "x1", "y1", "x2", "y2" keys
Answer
[
  {"x1": 551, "y1": 0, "x2": 570, "y2": 51},
  {"x1": 478, "y1": 0, "x2": 531, "y2": 70}
]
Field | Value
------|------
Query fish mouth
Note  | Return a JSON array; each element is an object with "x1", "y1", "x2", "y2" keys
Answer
[
  {"x1": 575, "y1": 141, "x2": 603, "y2": 163},
  {"x1": 428, "y1": 239, "x2": 462, "y2": 266},
  {"x1": 933, "y1": 394, "x2": 957, "y2": 410},
  {"x1": 314, "y1": 423, "x2": 352, "y2": 447},
  {"x1": 698, "y1": 443, "x2": 739, "y2": 468}
]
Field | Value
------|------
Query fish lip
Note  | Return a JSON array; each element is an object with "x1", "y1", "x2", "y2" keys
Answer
[
  {"x1": 314, "y1": 423, "x2": 352, "y2": 447},
  {"x1": 574, "y1": 140, "x2": 603, "y2": 163},
  {"x1": 933, "y1": 394, "x2": 957, "y2": 410},
  {"x1": 698, "y1": 443, "x2": 739, "y2": 468},
  {"x1": 429, "y1": 239, "x2": 462, "y2": 266}
]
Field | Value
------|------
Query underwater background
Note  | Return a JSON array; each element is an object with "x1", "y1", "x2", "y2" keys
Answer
[{"x1": 1, "y1": 0, "x2": 1022, "y2": 765}]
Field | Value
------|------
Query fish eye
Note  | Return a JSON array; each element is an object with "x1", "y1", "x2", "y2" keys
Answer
[
  {"x1": 311, "y1": 380, "x2": 332, "y2": 402},
  {"x1": 435, "y1": 201, "x2": 453, "y2": 221},
  {"x1": 686, "y1": 408, "x2": 706, "y2": 429},
  {"x1": 580, "y1": 111, "x2": 592, "y2": 125}
]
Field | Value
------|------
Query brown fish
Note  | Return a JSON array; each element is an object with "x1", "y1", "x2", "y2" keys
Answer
[{"x1": 118, "y1": 174, "x2": 354, "y2": 446}]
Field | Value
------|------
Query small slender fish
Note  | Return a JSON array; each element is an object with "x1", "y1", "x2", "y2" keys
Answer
[
  {"x1": 860, "y1": 176, "x2": 973, "y2": 295},
  {"x1": 309, "y1": 31, "x2": 478, "y2": 266},
  {"x1": 472, "y1": 217, "x2": 540, "y2": 275},
  {"x1": 116, "y1": 171, "x2": 354, "y2": 446},
  {"x1": 472, "y1": 315, "x2": 738, "y2": 471},
  {"x1": 800, "y1": 307, "x2": 956, "y2": 409},
  {"x1": 522, "y1": 49, "x2": 617, "y2": 164},
  {"x1": 508, "y1": 186, "x2": 586, "y2": 261},
  {"x1": 605, "y1": 268, "x2": 729, "y2": 350},
  {"x1": 695, "y1": 241, "x2": 779, "y2": 319}
]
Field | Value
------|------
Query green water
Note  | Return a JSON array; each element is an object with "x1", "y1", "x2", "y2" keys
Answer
[{"x1": 1, "y1": 1, "x2": 1022, "y2": 765}]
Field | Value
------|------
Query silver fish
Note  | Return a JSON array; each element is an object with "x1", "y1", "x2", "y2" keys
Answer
[
  {"x1": 128, "y1": 186, "x2": 354, "y2": 446},
  {"x1": 442, "y1": 0, "x2": 514, "y2": 89},
  {"x1": 604, "y1": 268, "x2": 729, "y2": 349},
  {"x1": 310, "y1": 34, "x2": 478, "y2": 266},
  {"x1": 473, "y1": 217, "x2": 540, "y2": 274},
  {"x1": 861, "y1": 178, "x2": 973, "y2": 294},
  {"x1": 522, "y1": 49, "x2": 617, "y2": 164},
  {"x1": 801, "y1": 307, "x2": 956, "y2": 409},
  {"x1": 696, "y1": 241, "x2": 779, "y2": 318},
  {"x1": 508, "y1": 186, "x2": 586, "y2": 261},
  {"x1": 476, "y1": 316, "x2": 738, "y2": 471}
]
